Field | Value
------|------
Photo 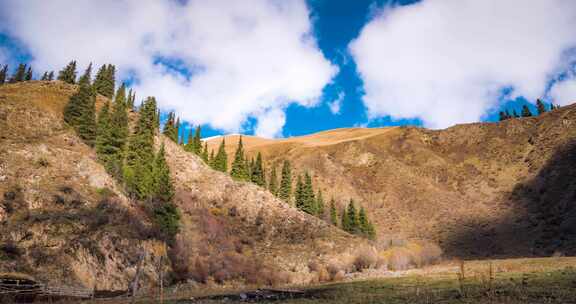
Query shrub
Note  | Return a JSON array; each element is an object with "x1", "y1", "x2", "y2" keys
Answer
[
  {"x1": 36, "y1": 157, "x2": 49, "y2": 167},
  {"x1": 327, "y1": 263, "x2": 342, "y2": 281},
  {"x1": 384, "y1": 247, "x2": 413, "y2": 271},
  {"x1": 354, "y1": 248, "x2": 378, "y2": 271}
]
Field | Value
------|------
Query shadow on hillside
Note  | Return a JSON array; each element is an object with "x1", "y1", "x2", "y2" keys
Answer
[{"x1": 443, "y1": 140, "x2": 576, "y2": 258}]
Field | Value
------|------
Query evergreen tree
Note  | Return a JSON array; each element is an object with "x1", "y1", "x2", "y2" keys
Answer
[
  {"x1": 230, "y1": 136, "x2": 250, "y2": 180},
  {"x1": 301, "y1": 172, "x2": 316, "y2": 214},
  {"x1": 163, "y1": 112, "x2": 178, "y2": 143},
  {"x1": 536, "y1": 99, "x2": 547, "y2": 115},
  {"x1": 358, "y1": 207, "x2": 369, "y2": 235},
  {"x1": 268, "y1": 165, "x2": 278, "y2": 196},
  {"x1": 184, "y1": 128, "x2": 194, "y2": 152},
  {"x1": 341, "y1": 206, "x2": 350, "y2": 232},
  {"x1": 41, "y1": 71, "x2": 49, "y2": 81},
  {"x1": 95, "y1": 101, "x2": 112, "y2": 158},
  {"x1": 93, "y1": 64, "x2": 115, "y2": 98},
  {"x1": 512, "y1": 109, "x2": 519, "y2": 118},
  {"x1": 24, "y1": 66, "x2": 33, "y2": 81},
  {"x1": 521, "y1": 105, "x2": 533, "y2": 117},
  {"x1": 294, "y1": 175, "x2": 304, "y2": 208},
  {"x1": 63, "y1": 69, "x2": 97, "y2": 146},
  {"x1": 10, "y1": 64, "x2": 26, "y2": 83},
  {"x1": 127, "y1": 89, "x2": 135, "y2": 110},
  {"x1": 77, "y1": 63, "x2": 92, "y2": 86},
  {"x1": 499, "y1": 111, "x2": 507, "y2": 121},
  {"x1": 201, "y1": 142, "x2": 209, "y2": 162},
  {"x1": 278, "y1": 160, "x2": 292, "y2": 202},
  {"x1": 316, "y1": 189, "x2": 325, "y2": 217},
  {"x1": 193, "y1": 126, "x2": 202, "y2": 155},
  {"x1": 57, "y1": 60, "x2": 77, "y2": 84},
  {"x1": 153, "y1": 143, "x2": 175, "y2": 202},
  {"x1": 209, "y1": 149, "x2": 215, "y2": 166},
  {"x1": 213, "y1": 139, "x2": 228, "y2": 172},
  {"x1": 329, "y1": 198, "x2": 338, "y2": 226},
  {"x1": 124, "y1": 97, "x2": 158, "y2": 199},
  {"x1": 175, "y1": 118, "x2": 181, "y2": 143},
  {"x1": 345, "y1": 200, "x2": 359, "y2": 233},
  {"x1": 47, "y1": 71, "x2": 54, "y2": 81},
  {"x1": 0, "y1": 64, "x2": 7, "y2": 85},
  {"x1": 251, "y1": 152, "x2": 266, "y2": 187}
]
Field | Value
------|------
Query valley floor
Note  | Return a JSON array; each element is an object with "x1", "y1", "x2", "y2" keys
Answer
[{"x1": 164, "y1": 257, "x2": 576, "y2": 304}]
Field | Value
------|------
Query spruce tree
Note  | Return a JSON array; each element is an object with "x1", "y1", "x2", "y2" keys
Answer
[
  {"x1": 536, "y1": 99, "x2": 547, "y2": 115},
  {"x1": 24, "y1": 66, "x2": 33, "y2": 81},
  {"x1": 329, "y1": 198, "x2": 338, "y2": 226},
  {"x1": 358, "y1": 207, "x2": 369, "y2": 235},
  {"x1": 0, "y1": 64, "x2": 7, "y2": 85},
  {"x1": 213, "y1": 139, "x2": 228, "y2": 172},
  {"x1": 93, "y1": 64, "x2": 115, "y2": 98},
  {"x1": 95, "y1": 101, "x2": 112, "y2": 161},
  {"x1": 268, "y1": 166, "x2": 278, "y2": 196},
  {"x1": 341, "y1": 207, "x2": 350, "y2": 232},
  {"x1": 251, "y1": 152, "x2": 266, "y2": 187},
  {"x1": 175, "y1": 118, "x2": 181, "y2": 143},
  {"x1": 77, "y1": 63, "x2": 92, "y2": 86},
  {"x1": 184, "y1": 128, "x2": 194, "y2": 152},
  {"x1": 47, "y1": 71, "x2": 54, "y2": 81},
  {"x1": 301, "y1": 172, "x2": 316, "y2": 214},
  {"x1": 63, "y1": 67, "x2": 97, "y2": 146},
  {"x1": 193, "y1": 126, "x2": 202, "y2": 155},
  {"x1": 163, "y1": 112, "x2": 178, "y2": 143},
  {"x1": 512, "y1": 109, "x2": 519, "y2": 118},
  {"x1": 521, "y1": 105, "x2": 533, "y2": 117},
  {"x1": 346, "y1": 200, "x2": 359, "y2": 233},
  {"x1": 230, "y1": 136, "x2": 250, "y2": 180},
  {"x1": 316, "y1": 189, "x2": 325, "y2": 217},
  {"x1": 105, "y1": 83, "x2": 129, "y2": 177},
  {"x1": 278, "y1": 160, "x2": 292, "y2": 202},
  {"x1": 153, "y1": 143, "x2": 175, "y2": 202},
  {"x1": 41, "y1": 71, "x2": 49, "y2": 81},
  {"x1": 10, "y1": 64, "x2": 26, "y2": 83},
  {"x1": 294, "y1": 175, "x2": 304, "y2": 208},
  {"x1": 57, "y1": 60, "x2": 77, "y2": 84},
  {"x1": 127, "y1": 89, "x2": 135, "y2": 110},
  {"x1": 499, "y1": 111, "x2": 507, "y2": 121},
  {"x1": 201, "y1": 142, "x2": 209, "y2": 162}
]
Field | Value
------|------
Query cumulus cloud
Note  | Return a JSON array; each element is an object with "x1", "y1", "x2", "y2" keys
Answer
[
  {"x1": 328, "y1": 91, "x2": 344, "y2": 115},
  {"x1": 550, "y1": 79, "x2": 576, "y2": 106},
  {"x1": 0, "y1": 0, "x2": 336, "y2": 137},
  {"x1": 350, "y1": 0, "x2": 576, "y2": 128}
]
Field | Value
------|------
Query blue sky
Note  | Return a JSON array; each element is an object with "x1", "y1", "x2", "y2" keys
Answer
[{"x1": 1, "y1": 0, "x2": 576, "y2": 139}]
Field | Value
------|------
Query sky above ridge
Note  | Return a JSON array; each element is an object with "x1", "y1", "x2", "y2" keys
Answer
[{"x1": 1, "y1": 0, "x2": 576, "y2": 139}]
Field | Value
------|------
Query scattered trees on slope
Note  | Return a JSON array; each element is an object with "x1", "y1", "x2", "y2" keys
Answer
[{"x1": 499, "y1": 99, "x2": 561, "y2": 121}]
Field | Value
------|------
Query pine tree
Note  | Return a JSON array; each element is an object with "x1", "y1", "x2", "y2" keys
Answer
[
  {"x1": 201, "y1": 142, "x2": 209, "y2": 162},
  {"x1": 193, "y1": 126, "x2": 202, "y2": 155},
  {"x1": 230, "y1": 136, "x2": 250, "y2": 180},
  {"x1": 536, "y1": 99, "x2": 547, "y2": 115},
  {"x1": 521, "y1": 105, "x2": 533, "y2": 117},
  {"x1": 346, "y1": 199, "x2": 359, "y2": 233},
  {"x1": 24, "y1": 66, "x2": 33, "y2": 81},
  {"x1": 268, "y1": 165, "x2": 278, "y2": 196},
  {"x1": 213, "y1": 139, "x2": 228, "y2": 172},
  {"x1": 329, "y1": 198, "x2": 338, "y2": 226},
  {"x1": 209, "y1": 149, "x2": 215, "y2": 166},
  {"x1": 93, "y1": 64, "x2": 115, "y2": 98},
  {"x1": 341, "y1": 206, "x2": 350, "y2": 232},
  {"x1": 251, "y1": 152, "x2": 266, "y2": 187},
  {"x1": 63, "y1": 67, "x2": 97, "y2": 146},
  {"x1": 10, "y1": 64, "x2": 26, "y2": 83},
  {"x1": 278, "y1": 160, "x2": 292, "y2": 202},
  {"x1": 105, "y1": 83, "x2": 129, "y2": 177},
  {"x1": 127, "y1": 89, "x2": 135, "y2": 110},
  {"x1": 57, "y1": 60, "x2": 77, "y2": 84},
  {"x1": 358, "y1": 207, "x2": 369, "y2": 235},
  {"x1": 41, "y1": 71, "x2": 49, "y2": 81},
  {"x1": 153, "y1": 143, "x2": 175, "y2": 202},
  {"x1": 512, "y1": 109, "x2": 519, "y2": 118},
  {"x1": 499, "y1": 111, "x2": 507, "y2": 121},
  {"x1": 294, "y1": 175, "x2": 304, "y2": 208},
  {"x1": 184, "y1": 128, "x2": 194, "y2": 152},
  {"x1": 47, "y1": 71, "x2": 54, "y2": 81},
  {"x1": 124, "y1": 97, "x2": 158, "y2": 199},
  {"x1": 316, "y1": 189, "x2": 325, "y2": 217},
  {"x1": 163, "y1": 112, "x2": 178, "y2": 143},
  {"x1": 301, "y1": 172, "x2": 316, "y2": 214},
  {"x1": 0, "y1": 64, "x2": 7, "y2": 85},
  {"x1": 175, "y1": 118, "x2": 181, "y2": 143},
  {"x1": 77, "y1": 63, "x2": 92, "y2": 86}
]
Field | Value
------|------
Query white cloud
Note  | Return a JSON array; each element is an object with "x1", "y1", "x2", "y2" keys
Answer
[
  {"x1": 350, "y1": 0, "x2": 576, "y2": 129},
  {"x1": 0, "y1": 0, "x2": 336, "y2": 137},
  {"x1": 254, "y1": 108, "x2": 286, "y2": 138},
  {"x1": 328, "y1": 91, "x2": 344, "y2": 114},
  {"x1": 549, "y1": 79, "x2": 576, "y2": 106}
]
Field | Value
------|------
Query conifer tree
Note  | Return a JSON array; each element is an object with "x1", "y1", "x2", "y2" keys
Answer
[
  {"x1": 127, "y1": 89, "x2": 135, "y2": 110},
  {"x1": 521, "y1": 105, "x2": 533, "y2": 117},
  {"x1": 57, "y1": 60, "x2": 77, "y2": 84},
  {"x1": 499, "y1": 111, "x2": 507, "y2": 121},
  {"x1": 124, "y1": 97, "x2": 158, "y2": 199},
  {"x1": 294, "y1": 175, "x2": 304, "y2": 208},
  {"x1": 77, "y1": 63, "x2": 92, "y2": 86},
  {"x1": 153, "y1": 143, "x2": 175, "y2": 202},
  {"x1": 41, "y1": 71, "x2": 49, "y2": 81},
  {"x1": 63, "y1": 67, "x2": 97, "y2": 146},
  {"x1": 512, "y1": 109, "x2": 519, "y2": 118},
  {"x1": 47, "y1": 71, "x2": 54, "y2": 81},
  {"x1": 193, "y1": 126, "x2": 202, "y2": 155},
  {"x1": 346, "y1": 199, "x2": 359, "y2": 233},
  {"x1": 278, "y1": 160, "x2": 292, "y2": 202},
  {"x1": 95, "y1": 101, "x2": 111, "y2": 157},
  {"x1": 251, "y1": 152, "x2": 266, "y2": 187},
  {"x1": 10, "y1": 64, "x2": 26, "y2": 83},
  {"x1": 268, "y1": 166, "x2": 278, "y2": 196},
  {"x1": 341, "y1": 207, "x2": 350, "y2": 232},
  {"x1": 93, "y1": 64, "x2": 115, "y2": 98},
  {"x1": 0, "y1": 64, "x2": 7, "y2": 85},
  {"x1": 184, "y1": 128, "x2": 194, "y2": 152},
  {"x1": 316, "y1": 189, "x2": 325, "y2": 217},
  {"x1": 213, "y1": 139, "x2": 228, "y2": 172},
  {"x1": 24, "y1": 66, "x2": 33, "y2": 81},
  {"x1": 175, "y1": 118, "x2": 181, "y2": 143},
  {"x1": 230, "y1": 136, "x2": 250, "y2": 180},
  {"x1": 329, "y1": 198, "x2": 338, "y2": 226},
  {"x1": 201, "y1": 142, "x2": 209, "y2": 162},
  {"x1": 163, "y1": 112, "x2": 178, "y2": 143},
  {"x1": 209, "y1": 149, "x2": 215, "y2": 166},
  {"x1": 536, "y1": 99, "x2": 547, "y2": 115},
  {"x1": 301, "y1": 172, "x2": 316, "y2": 214},
  {"x1": 358, "y1": 207, "x2": 369, "y2": 235}
]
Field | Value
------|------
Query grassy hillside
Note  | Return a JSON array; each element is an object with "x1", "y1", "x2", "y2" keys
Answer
[{"x1": 208, "y1": 105, "x2": 576, "y2": 258}]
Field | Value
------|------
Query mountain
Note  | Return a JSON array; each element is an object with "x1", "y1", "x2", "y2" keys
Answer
[
  {"x1": 207, "y1": 105, "x2": 576, "y2": 258},
  {"x1": 0, "y1": 81, "x2": 364, "y2": 290}
]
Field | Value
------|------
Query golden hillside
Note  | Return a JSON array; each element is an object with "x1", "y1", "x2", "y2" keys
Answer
[{"x1": 208, "y1": 105, "x2": 576, "y2": 258}]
